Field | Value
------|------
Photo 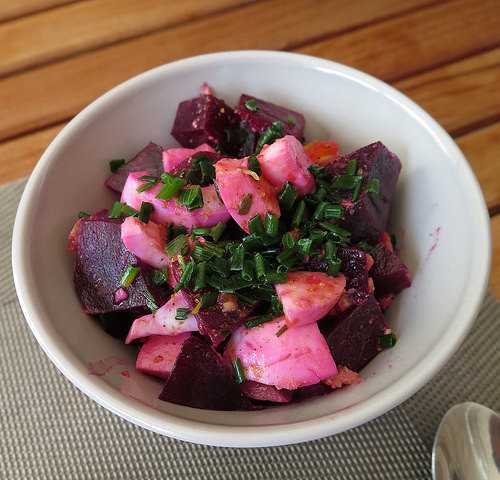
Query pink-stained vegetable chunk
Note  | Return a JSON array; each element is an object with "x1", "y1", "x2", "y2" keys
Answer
[
  {"x1": 126, "y1": 291, "x2": 198, "y2": 344},
  {"x1": 275, "y1": 271, "x2": 346, "y2": 327},
  {"x1": 121, "y1": 216, "x2": 168, "y2": 269},
  {"x1": 259, "y1": 135, "x2": 315, "y2": 195},
  {"x1": 225, "y1": 317, "x2": 337, "y2": 390},
  {"x1": 136, "y1": 333, "x2": 191, "y2": 379},
  {"x1": 215, "y1": 158, "x2": 280, "y2": 233},
  {"x1": 162, "y1": 143, "x2": 214, "y2": 174},
  {"x1": 121, "y1": 171, "x2": 230, "y2": 229}
]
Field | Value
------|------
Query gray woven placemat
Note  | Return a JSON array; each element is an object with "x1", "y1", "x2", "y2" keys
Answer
[{"x1": 1, "y1": 179, "x2": 498, "y2": 480}]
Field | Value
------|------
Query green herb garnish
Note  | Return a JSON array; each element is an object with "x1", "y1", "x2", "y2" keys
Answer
[
  {"x1": 151, "y1": 269, "x2": 168, "y2": 286},
  {"x1": 379, "y1": 332, "x2": 397, "y2": 348},
  {"x1": 264, "y1": 213, "x2": 279, "y2": 237},
  {"x1": 244, "y1": 98, "x2": 259, "y2": 112},
  {"x1": 247, "y1": 155, "x2": 261, "y2": 176},
  {"x1": 138, "y1": 201, "x2": 153, "y2": 223},
  {"x1": 244, "y1": 313, "x2": 275, "y2": 328},
  {"x1": 156, "y1": 173, "x2": 185, "y2": 200},
  {"x1": 230, "y1": 244, "x2": 245, "y2": 271},
  {"x1": 291, "y1": 200, "x2": 306, "y2": 228},
  {"x1": 346, "y1": 158, "x2": 357, "y2": 176},
  {"x1": 209, "y1": 222, "x2": 226, "y2": 242},
  {"x1": 256, "y1": 121, "x2": 284, "y2": 153},
  {"x1": 286, "y1": 115, "x2": 296, "y2": 126},
  {"x1": 193, "y1": 262, "x2": 207, "y2": 291},
  {"x1": 109, "y1": 159, "x2": 125, "y2": 173},
  {"x1": 248, "y1": 214, "x2": 264, "y2": 235},
  {"x1": 278, "y1": 182, "x2": 298, "y2": 211},
  {"x1": 174, "y1": 259, "x2": 195, "y2": 292},
  {"x1": 185, "y1": 154, "x2": 215, "y2": 186},
  {"x1": 78, "y1": 211, "x2": 90, "y2": 218},
  {"x1": 367, "y1": 178, "x2": 380, "y2": 195},
  {"x1": 178, "y1": 186, "x2": 204, "y2": 210},
  {"x1": 232, "y1": 357, "x2": 246, "y2": 384},
  {"x1": 165, "y1": 234, "x2": 188, "y2": 257},
  {"x1": 137, "y1": 175, "x2": 159, "y2": 192},
  {"x1": 108, "y1": 202, "x2": 137, "y2": 219},
  {"x1": 175, "y1": 308, "x2": 190, "y2": 321},
  {"x1": 238, "y1": 193, "x2": 253, "y2": 215},
  {"x1": 120, "y1": 265, "x2": 140, "y2": 288}
]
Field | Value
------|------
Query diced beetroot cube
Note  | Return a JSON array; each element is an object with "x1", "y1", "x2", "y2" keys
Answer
[
  {"x1": 258, "y1": 135, "x2": 315, "y2": 195},
  {"x1": 159, "y1": 336, "x2": 249, "y2": 410},
  {"x1": 74, "y1": 218, "x2": 168, "y2": 315},
  {"x1": 162, "y1": 144, "x2": 215, "y2": 175},
  {"x1": 326, "y1": 295, "x2": 386, "y2": 372},
  {"x1": 95, "y1": 310, "x2": 139, "y2": 340},
  {"x1": 327, "y1": 141, "x2": 401, "y2": 242},
  {"x1": 337, "y1": 246, "x2": 371, "y2": 293},
  {"x1": 105, "y1": 142, "x2": 163, "y2": 193},
  {"x1": 292, "y1": 383, "x2": 331, "y2": 402},
  {"x1": 170, "y1": 262, "x2": 252, "y2": 345},
  {"x1": 235, "y1": 94, "x2": 305, "y2": 140},
  {"x1": 225, "y1": 316, "x2": 337, "y2": 390},
  {"x1": 67, "y1": 209, "x2": 110, "y2": 251},
  {"x1": 275, "y1": 271, "x2": 345, "y2": 327},
  {"x1": 136, "y1": 333, "x2": 191, "y2": 380},
  {"x1": 214, "y1": 157, "x2": 280, "y2": 234},
  {"x1": 370, "y1": 243, "x2": 412, "y2": 296},
  {"x1": 240, "y1": 381, "x2": 292, "y2": 403},
  {"x1": 171, "y1": 94, "x2": 240, "y2": 155}
]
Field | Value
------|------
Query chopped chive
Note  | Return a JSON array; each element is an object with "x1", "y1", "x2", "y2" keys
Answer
[
  {"x1": 230, "y1": 244, "x2": 245, "y2": 271},
  {"x1": 122, "y1": 204, "x2": 138, "y2": 217},
  {"x1": 108, "y1": 201, "x2": 124, "y2": 219},
  {"x1": 276, "y1": 325, "x2": 288, "y2": 337},
  {"x1": 271, "y1": 295, "x2": 284, "y2": 315},
  {"x1": 264, "y1": 213, "x2": 279, "y2": 237},
  {"x1": 238, "y1": 193, "x2": 253, "y2": 215},
  {"x1": 170, "y1": 225, "x2": 187, "y2": 237},
  {"x1": 297, "y1": 238, "x2": 313, "y2": 256},
  {"x1": 312, "y1": 186, "x2": 327, "y2": 203},
  {"x1": 276, "y1": 264, "x2": 289, "y2": 274},
  {"x1": 247, "y1": 155, "x2": 261, "y2": 176},
  {"x1": 138, "y1": 202, "x2": 153, "y2": 223},
  {"x1": 209, "y1": 222, "x2": 226, "y2": 242},
  {"x1": 256, "y1": 121, "x2": 284, "y2": 153},
  {"x1": 241, "y1": 260, "x2": 254, "y2": 281},
  {"x1": 327, "y1": 258, "x2": 342, "y2": 276},
  {"x1": 277, "y1": 248, "x2": 299, "y2": 268},
  {"x1": 184, "y1": 153, "x2": 216, "y2": 186},
  {"x1": 346, "y1": 159, "x2": 357, "y2": 176},
  {"x1": 333, "y1": 175, "x2": 363, "y2": 190},
  {"x1": 193, "y1": 262, "x2": 207, "y2": 291},
  {"x1": 175, "y1": 307, "x2": 190, "y2": 321},
  {"x1": 156, "y1": 173, "x2": 185, "y2": 200},
  {"x1": 357, "y1": 241, "x2": 374, "y2": 253},
  {"x1": 291, "y1": 200, "x2": 306, "y2": 228},
  {"x1": 191, "y1": 300, "x2": 202, "y2": 315},
  {"x1": 120, "y1": 265, "x2": 140, "y2": 288},
  {"x1": 320, "y1": 222, "x2": 351, "y2": 242},
  {"x1": 244, "y1": 98, "x2": 259, "y2": 112},
  {"x1": 177, "y1": 255, "x2": 187, "y2": 270},
  {"x1": 200, "y1": 290, "x2": 218, "y2": 309},
  {"x1": 165, "y1": 234, "x2": 188, "y2": 257},
  {"x1": 192, "y1": 242, "x2": 224, "y2": 262},
  {"x1": 324, "y1": 204, "x2": 343, "y2": 220},
  {"x1": 324, "y1": 240, "x2": 337, "y2": 260},
  {"x1": 151, "y1": 269, "x2": 168, "y2": 286},
  {"x1": 78, "y1": 211, "x2": 90, "y2": 218},
  {"x1": 236, "y1": 291, "x2": 259, "y2": 306},
  {"x1": 278, "y1": 182, "x2": 298, "y2": 211},
  {"x1": 248, "y1": 214, "x2": 264, "y2": 235},
  {"x1": 390, "y1": 233, "x2": 397, "y2": 247},
  {"x1": 109, "y1": 159, "x2": 125, "y2": 173},
  {"x1": 192, "y1": 227, "x2": 210, "y2": 236},
  {"x1": 310, "y1": 229, "x2": 327, "y2": 243},
  {"x1": 245, "y1": 313, "x2": 274, "y2": 328},
  {"x1": 178, "y1": 186, "x2": 204, "y2": 210},
  {"x1": 232, "y1": 357, "x2": 246, "y2": 384},
  {"x1": 174, "y1": 259, "x2": 195, "y2": 292},
  {"x1": 287, "y1": 114, "x2": 296, "y2": 126},
  {"x1": 312, "y1": 201, "x2": 328, "y2": 220},
  {"x1": 242, "y1": 233, "x2": 264, "y2": 250},
  {"x1": 367, "y1": 178, "x2": 380, "y2": 195},
  {"x1": 352, "y1": 176, "x2": 363, "y2": 201},
  {"x1": 282, "y1": 232, "x2": 295, "y2": 249},
  {"x1": 137, "y1": 178, "x2": 159, "y2": 193},
  {"x1": 138, "y1": 175, "x2": 159, "y2": 182},
  {"x1": 254, "y1": 253, "x2": 266, "y2": 279},
  {"x1": 265, "y1": 271, "x2": 288, "y2": 284},
  {"x1": 379, "y1": 332, "x2": 397, "y2": 348},
  {"x1": 144, "y1": 289, "x2": 159, "y2": 313},
  {"x1": 209, "y1": 257, "x2": 230, "y2": 278}
]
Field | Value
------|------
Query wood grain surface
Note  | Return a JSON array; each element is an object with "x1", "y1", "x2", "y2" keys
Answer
[{"x1": 0, "y1": 0, "x2": 498, "y2": 296}]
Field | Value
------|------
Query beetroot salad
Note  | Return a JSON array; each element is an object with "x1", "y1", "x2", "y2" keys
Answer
[{"x1": 69, "y1": 85, "x2": 411, "y2": 411}]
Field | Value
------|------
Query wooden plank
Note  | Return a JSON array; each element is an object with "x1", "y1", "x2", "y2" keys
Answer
[
  {"x1": 491, "y1": 214, "x2": 500, "y2": 299},
  {"x1": 395, "y1": 47, "x2": 500, "y2": 135},
  {"x1": 298, "y1": 0, "x2": 500, "y2": 82},
  {"x1": 457, "y1": 123, "x2": 500, "y2": 212},
  {"x1": 0, "y1": 0, "x2": 75, "y2": 23},
  {"x1": 0, "y1": 0, "x2": 433, "y2": 142},
  {"x1": 0, "y1": 0, "x2": 252, "y2": 78}
]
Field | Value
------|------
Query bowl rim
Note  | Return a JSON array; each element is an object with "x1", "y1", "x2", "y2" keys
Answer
[{"x1": 12, "y1": 50, "x2": 491, "y2": 447}]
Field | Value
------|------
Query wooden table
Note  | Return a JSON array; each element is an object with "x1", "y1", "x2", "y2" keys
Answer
[{"x1": 1, "y1": 0, "x2": 499, "y2": 296}]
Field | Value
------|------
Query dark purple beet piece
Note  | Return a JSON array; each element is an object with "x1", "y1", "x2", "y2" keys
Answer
[
  {"x1": 371, "y1": 244, "x2": 411, "y2": 297},
  {"x1": 94, "y1": 310, "x2": 140, "y2": 340},
  {"x1": 327, "y1": 141, "x2": 401, "y2": 242},
  {"x1": 292, "y1": 383, "x2": 330, "y2": 402},
  {"x1": 235, "y1": 94, "x2": 305, "y2": 140},
  {"x1": 170, "y1": 262, "x2": 252, "y2": 346},
  {"x1": 337, "y1": 246, "x2": 370, "y2": 293},
  {"x1": 105, "y1": 142, "x2": 163, "y2": 193},
  {"x1": 171, "y1": 94, "x2": 240, "y2": 155},
  {"x1": 159, "y1": 336, "x2": 249, "y2": 410},
  {"x1": 326, "y1": 295, "x2": 385, "y2": 372},
  {"x1": 74, "y1": 219, "x2": 168, "y2": 315},
  {"x1": 240, "y1": 381, "x2": 292, "y2": 403}
]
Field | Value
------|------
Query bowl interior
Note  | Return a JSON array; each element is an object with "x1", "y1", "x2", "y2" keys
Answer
[{"x1": 14, "y1": 52, "x2": 489, "y2": 445}]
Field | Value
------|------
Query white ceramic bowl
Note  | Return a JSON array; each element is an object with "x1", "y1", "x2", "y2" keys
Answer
[{"x1": 12, "y1": 51, "x2": 491, "y2": 447}]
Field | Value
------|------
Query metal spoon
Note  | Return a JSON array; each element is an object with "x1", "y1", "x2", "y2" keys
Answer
[{"x1": 433, "y1": 402, "x2": 500, "y2": 479}]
